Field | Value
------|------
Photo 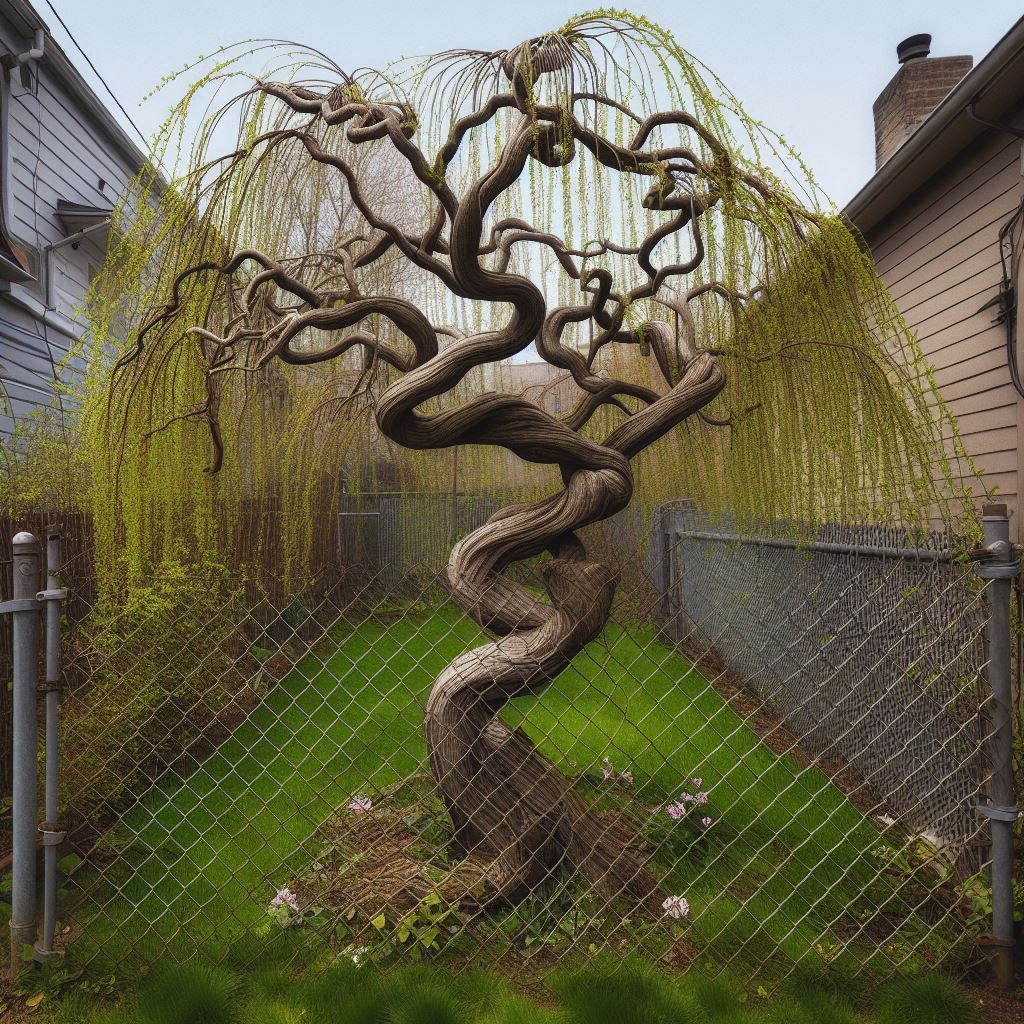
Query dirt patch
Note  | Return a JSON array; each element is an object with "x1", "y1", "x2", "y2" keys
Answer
[
  {"x1": 288, "y1": 772, "x2": 688, "y2": 978},
  {"x1": 295, "y1": 785, "x2": 492, "y2": 922},
  {"x1": 688, "y1": 644, "x2": 894, "y2": 819},
  {"x1": 963, "y1": 980, "x2": 1024, "y2": 1024}
]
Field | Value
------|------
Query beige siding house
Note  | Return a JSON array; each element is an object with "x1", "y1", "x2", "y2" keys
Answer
[{"x1": 846, "y1": 21, "x2": 1024, "y2": 537}]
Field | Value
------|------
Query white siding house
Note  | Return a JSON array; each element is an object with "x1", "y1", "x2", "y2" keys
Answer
[{"x1": 0, "y1": 0, "x2": 151, "y2": 437}]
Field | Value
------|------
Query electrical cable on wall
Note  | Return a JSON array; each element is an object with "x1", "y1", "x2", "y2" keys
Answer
[{"x1": 993, "y1": 193, "x2": 1023, "y2": 399}]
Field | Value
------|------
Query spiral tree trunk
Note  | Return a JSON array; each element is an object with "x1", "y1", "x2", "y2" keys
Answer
[
  {"x1": 426, "y1": 477, "x2": 644, "y2": 904},
  {"x1": 421, "y1": 354, "x2": 724, "y2": 906},
  {"x1": 126, "y1": 20, "x2": 778, "y2": 909}
]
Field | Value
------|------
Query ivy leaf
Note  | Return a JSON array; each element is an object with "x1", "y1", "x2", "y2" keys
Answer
[{"x1": 25, "y1": 992, "x2": 44, "y2": 1008}]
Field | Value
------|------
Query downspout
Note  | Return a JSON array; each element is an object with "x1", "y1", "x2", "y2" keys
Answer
[
  {"x1": 17, "y1": 28, "x2": 43, "y2": 65},
  {"x1": 0, "y1": 30, "x2": 43, "y2": 282}
]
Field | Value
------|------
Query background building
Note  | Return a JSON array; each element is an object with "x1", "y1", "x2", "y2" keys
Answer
[
  {"x1": 0, "y1": 0, "x2": 151, "y2": 439},
  {"x1": 846, "y1": 19, "x2": 1024, "y2": 536}
]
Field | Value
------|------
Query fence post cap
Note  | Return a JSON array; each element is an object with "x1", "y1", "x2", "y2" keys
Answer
[{"x1": 12, "y1": 531, "x2": 38, "y2": 551}]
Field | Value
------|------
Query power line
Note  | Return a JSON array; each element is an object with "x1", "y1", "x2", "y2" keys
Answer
[{"x1": 42, "y1": 0, "x2": 148, "y2": 147}]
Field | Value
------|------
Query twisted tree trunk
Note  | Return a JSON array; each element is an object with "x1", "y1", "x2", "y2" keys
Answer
[
  {"x1": 427, "y1": 471, "x2": 643, "y2": 904},
  {"x1": 420, "y1": 353, "x2": 725, "y2": 907},
  {"x1": 129, "y1": 30, "x2": 741, "y2": 908}
]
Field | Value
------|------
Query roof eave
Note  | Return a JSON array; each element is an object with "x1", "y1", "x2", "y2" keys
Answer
[
  {"x1": 843, "y1": 15, "x2": 1024, "y2": 237},
  {"x1": 1, "y1": 0, "x2": 162, "y2": 184}
]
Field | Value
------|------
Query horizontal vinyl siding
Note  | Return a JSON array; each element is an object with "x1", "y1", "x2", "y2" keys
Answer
[
  {"x1": 0, "y1": 303, "x2": 64, "y2": 435},
  {"x1": 0, "y1": 12, "x2": 138, "y2": 437},
  {"x1": 864, "y1": 130, "x2": 1024, "y2": 533}
]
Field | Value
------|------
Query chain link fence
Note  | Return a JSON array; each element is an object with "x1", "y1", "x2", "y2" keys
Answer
[{"x1": 1, "y1": 497, "x2": 1016, "y2": 988}]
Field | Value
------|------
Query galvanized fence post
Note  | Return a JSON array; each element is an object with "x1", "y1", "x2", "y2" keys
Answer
[
  {"x1": 36, "y1": 529, "x2": 66, "y2": 962},
  {"x1": 7, "y1": 532, "x2": 39, "y2": 977},
  {"x1": 973, "y1": 503, "x2": 1019, "y2": 988}
]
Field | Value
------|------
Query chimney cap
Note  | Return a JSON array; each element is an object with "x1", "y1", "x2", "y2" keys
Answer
[{"x1": 897, "y1": 34, "x2": 932, "y2": 63}]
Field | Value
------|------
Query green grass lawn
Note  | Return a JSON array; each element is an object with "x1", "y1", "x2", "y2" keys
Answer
[
  {"x1": 37, "y1": 956, "x2": 988, "y2": 1024},
  {"x1": 66, "y1": 603, "x2": 967, "y2": 977}
]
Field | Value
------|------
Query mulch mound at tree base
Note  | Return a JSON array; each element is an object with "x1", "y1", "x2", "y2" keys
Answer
[{"x1": 290, "y1": 771, "x2": 695, "y2": 974}]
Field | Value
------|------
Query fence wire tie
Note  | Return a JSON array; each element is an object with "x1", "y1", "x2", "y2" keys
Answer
[
  {"x1": 37, "y1": 821, "x2": 66, "y2": 846},
  {"x1": 974, "y1": 801, "x2": 1019, "y2": 823},
  {"x1": 32, "y1": 944, "x2": 63, "y2": 963}
]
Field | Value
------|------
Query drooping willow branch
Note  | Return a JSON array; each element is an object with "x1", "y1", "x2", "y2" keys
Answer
[{"x1": 93, "y1": 14, "x2": 982, "y2": 910}]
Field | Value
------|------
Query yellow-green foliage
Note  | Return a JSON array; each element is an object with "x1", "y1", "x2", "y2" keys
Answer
[
  {"x1": 72, "y1": 9, "x2": 982, "y2": 586},
  {"x1": 0, "y1": 408, "x2": 85, "y2": 517},
  {"x1": 61, "y1": 552, "x2": 246, "y2": 824}
]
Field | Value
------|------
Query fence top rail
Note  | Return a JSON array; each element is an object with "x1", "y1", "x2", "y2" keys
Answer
[
  {"x1": 674, "y1": 529, "x2": 959, "y2": 563},
  {"x1": 659, "y1": 501, "x2": 972, "y2": 563}
]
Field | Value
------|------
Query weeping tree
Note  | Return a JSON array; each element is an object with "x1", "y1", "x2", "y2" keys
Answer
[{"x1": 84, "y1": 13, "x2": 978, "y2": 908}]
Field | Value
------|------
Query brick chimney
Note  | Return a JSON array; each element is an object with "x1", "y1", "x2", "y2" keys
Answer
[{"x1": 872, "y1": 35, "x2": 972, "y2": 168}]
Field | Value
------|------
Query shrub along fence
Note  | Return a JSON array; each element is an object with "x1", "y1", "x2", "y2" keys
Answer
[{"x1": 0, "y1": 498, "x2": 1018, "y2": 988}]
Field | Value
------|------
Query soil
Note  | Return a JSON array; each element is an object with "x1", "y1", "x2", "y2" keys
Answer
[{"x1": 964, "y1": 979, "x2": 1024, "y2": 1023}]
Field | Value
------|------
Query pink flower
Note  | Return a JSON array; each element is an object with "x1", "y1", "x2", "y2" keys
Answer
[
  {"x1": 348, "y1": 796, "x2": 373, "y2": 814},
  {"x1": 691, "y1": 778, "x2": 703, "y2": 790},
  {"x1": 701, "y1": 816, "x2": 713, "y2": 827},
  {"x1": 662, "y1": 895, "x2": 690, "y2": 919},
  {"x1": 270, "y1": 886, "x2": 299, "y2": 912},
  {"x1": 666, "y1": 802, "x2": 686, "y2": 820},
  {"x1": 694, "y1": 791, "x2": 709, "y2": 805}
]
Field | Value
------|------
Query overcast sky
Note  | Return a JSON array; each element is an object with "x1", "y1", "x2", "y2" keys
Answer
[{"x1": 42, "y1": 0, "x2": 1022, "y2": 207}]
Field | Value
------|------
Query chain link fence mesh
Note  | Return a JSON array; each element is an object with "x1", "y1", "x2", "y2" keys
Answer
[{"x1": 7, "y1": 497, "x2": 1002, "y2": 986}]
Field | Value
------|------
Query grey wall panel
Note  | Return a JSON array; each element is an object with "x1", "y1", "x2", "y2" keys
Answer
[{"x1": 0, "y1": 7, "x2": 143, "y2": 439}]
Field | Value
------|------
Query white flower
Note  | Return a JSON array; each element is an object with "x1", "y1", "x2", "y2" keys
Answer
[
  {"x1": 666, "y1": 802, "x2": 686, "y2": 820},
  {"x1": 350, "y1": 945, "x2": 369, "y2": 966},
  {"x1": 691, "y1": 778, "x2": 703, "y2": 790},
  {"x1": 270, "y1": 886, "x2": 299, "y2": 913},
  {"x1": 348, "y1": 796, "x2": 373, "y2": 814},
  {"x1": 601, "y1": 757, "x2": 633, "y2": 785},
  {"x1": 662, "y1": 894, "x2": 690, "y2": 919}
]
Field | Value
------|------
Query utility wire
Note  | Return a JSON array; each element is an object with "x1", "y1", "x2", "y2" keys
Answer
[{"x1": 42, "y1": 0, "x2": 148, "y2": 147}]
